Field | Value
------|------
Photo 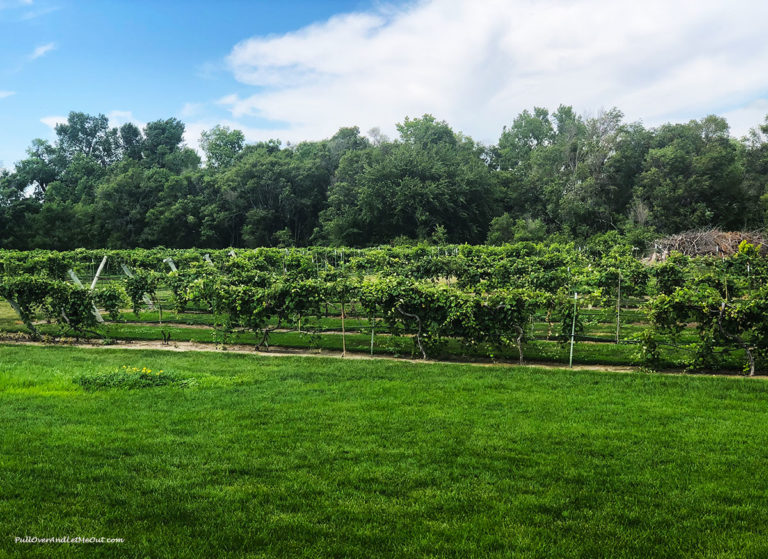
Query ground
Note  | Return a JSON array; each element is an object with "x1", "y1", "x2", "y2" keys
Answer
[{"x1": 2, "y1": 344, "x2": 767, "y2": 558}]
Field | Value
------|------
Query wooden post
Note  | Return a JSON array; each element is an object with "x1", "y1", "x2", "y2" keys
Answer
[
  {"x1": 530, "y1": 314, "x2": 535, "y2": 339},
  {"x1": 370, "y1": 314, "x2": 375, "y2": 356},
  {"x1": 615, "y1": 269, "x2": 621, "y2": 344},
  {"x1": 341, "y1": 300, "x2": 346, "y2": 357},
  {"x1": 569, "y1": 293, "x2": 578, "y2": 368}
]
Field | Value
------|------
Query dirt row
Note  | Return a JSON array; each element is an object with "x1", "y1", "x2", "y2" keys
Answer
[{"x1": 2, "y1": 335, "x2": 764, "y2": 379}]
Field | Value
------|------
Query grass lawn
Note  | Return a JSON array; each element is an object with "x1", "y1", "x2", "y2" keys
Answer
[{"x1": 2, "y1": 344, "x2": 768, "y2": 557}]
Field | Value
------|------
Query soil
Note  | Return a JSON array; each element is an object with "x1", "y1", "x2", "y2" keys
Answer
[{"x1": 1, "y1": 335, "x2": 763, "y2": 379}]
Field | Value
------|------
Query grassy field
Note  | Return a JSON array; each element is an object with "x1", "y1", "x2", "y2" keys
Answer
[{"x1": 2, "y1": 344, "x2": 768, "y2": 557}]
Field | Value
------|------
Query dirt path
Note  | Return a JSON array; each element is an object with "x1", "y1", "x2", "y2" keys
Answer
[
  {"x1": 1, "y1": 336, "x2": 763, "y2": 379},
  {"x1": 1, "y1": 335, "x2": 626, "y2": 370}
]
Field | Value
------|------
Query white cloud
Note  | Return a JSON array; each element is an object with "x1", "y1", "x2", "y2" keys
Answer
[
  {"x1": 0, "y1": 0, "x2": 30, "y2": 7},
  {"x1": 180, "y1": 102, "x2": 205, "y2": 118},
  {"x1": 43, "y1": 112, "x2": 143, "y2": 131},
  {"x1": 40, "y1": 115, "x2": 67, "y2": 129},
  {"x1": 721, "y1": 99, "x2": 768, "y2": 138},
  {"x1": 106, "y1": 110, "x2": 146, "y2": 130},
  {"x1": 219, "y1": 0, "x2": 768, "y2": 143},
  {"x1": 20, "y1": 5, "x2": 60, "y2": 20},
  {"x1": 1, "y1": 0, "x2": 58, "y2": 17},
  {"x1": 181, "y1": 117, "x2": 278, "y2": 158},
  {"x1": 29, "y1": 42, "x2": 55, "y2": 60},
  {"x1": 0, "y1": 90, "x2": 15, "y2": 99}
]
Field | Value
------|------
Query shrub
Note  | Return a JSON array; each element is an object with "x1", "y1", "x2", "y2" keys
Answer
[
  {"x1": 94, "y1": 283, "x2": 128, "y2": 321},
  {"x1": 74, "y1": 366, "x2": 195, "y2": 390}
]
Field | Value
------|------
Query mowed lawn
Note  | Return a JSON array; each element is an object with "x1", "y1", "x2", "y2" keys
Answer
[{"x1": 1, "y1": 346, "x2": 768, "y2": 558}]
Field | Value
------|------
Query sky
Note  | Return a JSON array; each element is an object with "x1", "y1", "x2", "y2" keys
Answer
[{"x1": 1, "y1": 0, "x2": 768, "y2": 168}]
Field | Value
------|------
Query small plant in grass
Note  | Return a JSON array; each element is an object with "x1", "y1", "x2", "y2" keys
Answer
[{"x1": 74, "y1": 365, "x2": 196, "y2": 390}]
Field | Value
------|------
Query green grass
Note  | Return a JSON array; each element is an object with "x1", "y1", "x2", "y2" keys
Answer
[{"x1": 2, "y1": 344, "x2": 768, "y2": 557}]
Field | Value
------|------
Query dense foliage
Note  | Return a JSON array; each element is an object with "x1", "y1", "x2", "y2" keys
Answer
[
  {"x1": 2, "y1": 109, "x2": 768, "y2": 249},
  {"x1": 2, "y1": 242, "x2": 767, "y2": 373}
]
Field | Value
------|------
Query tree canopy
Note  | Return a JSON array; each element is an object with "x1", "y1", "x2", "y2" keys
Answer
[{"x1": 1, "y1": 108, "x2": 768, "y2": 249}]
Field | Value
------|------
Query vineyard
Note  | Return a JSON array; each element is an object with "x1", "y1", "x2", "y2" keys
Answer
[
  {"x1": 4, "y1": 242, "x2": 768, "y2": 558},
  {"x1": 2, "y1": 241, "x2": 767, "y2": 375}
]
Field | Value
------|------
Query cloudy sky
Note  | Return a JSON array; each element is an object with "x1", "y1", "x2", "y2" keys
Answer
[{"x1": 1, "y1": 0, "x2": 767, "y2": 168}]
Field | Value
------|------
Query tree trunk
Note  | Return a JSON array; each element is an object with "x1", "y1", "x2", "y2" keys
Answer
[
  {"x1": 397, "y1": 307, "x2": 426, "y2": 359},
  {"x1": 513, "y1": 324, "x2": 524, "y2": 365}
]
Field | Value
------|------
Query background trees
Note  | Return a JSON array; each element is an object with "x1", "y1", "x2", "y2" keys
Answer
[
  {"x1": 320, "y1": 115, "x2": 497, "y2": 246},
  {"x1": 635, "y1": 116, "x2": 746, "y2": 232},
  {"x1": 1, "y1": 108, "x2": 768, "y2": 250}
]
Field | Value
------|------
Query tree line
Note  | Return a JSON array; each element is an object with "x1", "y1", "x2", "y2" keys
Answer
[{"x1": 1, "y1": 107, "x2": 767, "y2": 250}]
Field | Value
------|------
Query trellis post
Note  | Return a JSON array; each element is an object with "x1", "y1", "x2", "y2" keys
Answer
[
  {"x1": 569, "y1": 292, "x2": 578, "y2": 368},
  {"x1": 90, "y1": 256, "x2": 108, "y2": 290},
  {"x1": 163, "y1": 257, "x2": 177, "y2": 272},
  {"x1": 615, "y1": 269, "x2": 621, "y2": 344},
  {"x1": 370, "y1": 314, "x2": 375, "y2": 356}
]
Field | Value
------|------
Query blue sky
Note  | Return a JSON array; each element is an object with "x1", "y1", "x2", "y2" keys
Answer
[
  {"x1": 2, "y1": 0, "x2": 768, "y2": 169},
  {"x1": 0, "y1": 0, "x2": 380, "y2": 166}
]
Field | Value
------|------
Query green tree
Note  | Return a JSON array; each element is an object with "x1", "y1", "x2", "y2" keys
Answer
[
  {"x1": 636, "y1": 116, "x2": 746, "y2": 233},
  {"x1": 119, "y1": 123, "x2": 144, "y2": 161},
  {"x1": 742, "y1": 115, "x2": 768, "y2": 225},
  {"x1": 55, "y1": 111, "x2": 119, "y2": 166},
  {"x1": 203, "y1": 140, "x2": 331, "y2": 247},
  {"x1": 326, "y1": 126, "x2": 370, "y2": 169},
  {"x1": 45, "y1": 154, "x2": 106, "y2": 204},
  {"x1": 321, "y1": 115, "x2": 497, "y2": 246},
  {"x1": 93, "y1": 163, "x2": 174, "y2": 247},
  {"x1": 13, "y1": 139, "x2": 66, "y2": 197},
  {"x1": 200, "y1": 125, "x2": 245, "y2": 170},
  {"x1": 142, "y1": 118, "x2": 186, "y2": 168},
  {"x1": 487, "y1": 214, "x2": 547, "y2": 244}
]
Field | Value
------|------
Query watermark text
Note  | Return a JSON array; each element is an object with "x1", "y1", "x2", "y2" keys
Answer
[{"x1": 15, "y1": 536, "x2": 123, "y2": 544}]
